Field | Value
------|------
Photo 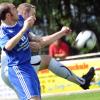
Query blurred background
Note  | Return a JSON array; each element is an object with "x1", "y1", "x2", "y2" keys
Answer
[
  {"x1": 0, "y1": 1, "x2": 100, "y2": 99},
  {"x1": 0, "y1": 0, "x2": 100, "y2": 55}
]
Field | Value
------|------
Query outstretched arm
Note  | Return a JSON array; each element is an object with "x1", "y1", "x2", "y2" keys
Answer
[
  {"x1": 41, "y1": 26, "x2": 71, "y2": 48},
  {"x1": 29, "y1": 26, "x2": 71, "y2": 51}
]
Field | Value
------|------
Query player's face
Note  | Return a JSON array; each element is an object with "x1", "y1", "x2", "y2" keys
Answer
[
  {"x1": 25, "y1": 8, "x2": 36, "y2": 22},
  {"x1": 9, "y1": 4, "x2": 18, "y2": 21},
  {"x1": 30, "y1": 8, "x2": 36, "y2": 17}
]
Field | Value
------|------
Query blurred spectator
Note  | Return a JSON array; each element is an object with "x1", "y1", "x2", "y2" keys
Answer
[{"x1": 49, "y1": 38, "x2": 70, "y2": 60}]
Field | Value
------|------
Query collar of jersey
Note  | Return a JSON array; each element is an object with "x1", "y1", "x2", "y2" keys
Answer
[{"x1": 1, "y1": 21, "x2": 17, "y2": 28}]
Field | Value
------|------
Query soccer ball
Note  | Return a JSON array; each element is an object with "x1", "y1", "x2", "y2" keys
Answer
[{"x1": 74, "y1": 30, "x2": 97, "y2": 51}]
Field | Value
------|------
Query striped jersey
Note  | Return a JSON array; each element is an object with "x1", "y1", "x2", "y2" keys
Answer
[{"x1": 0, "y1": 15, "x2": 31, "y2": 66}]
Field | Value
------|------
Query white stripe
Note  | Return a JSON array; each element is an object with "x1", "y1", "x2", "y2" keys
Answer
[
  {"x1": 13, "y1": 66, "x2": 31, "y2": 99},
  {"x1": 76, "y1": 77, "x2": 85, "y2": 85}
]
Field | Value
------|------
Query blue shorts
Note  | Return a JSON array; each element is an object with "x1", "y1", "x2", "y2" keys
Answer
[{"x1": 7, "y1": 63, "x2": 41, "y2": 100}]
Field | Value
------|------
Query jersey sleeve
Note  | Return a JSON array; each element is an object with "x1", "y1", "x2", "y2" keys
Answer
[
  {"x1": 18, "y1": 15, "x2": 25, "y2": 22},
  {"x1": 0, "y1": 34, "x2": 9, "y2": 49}
]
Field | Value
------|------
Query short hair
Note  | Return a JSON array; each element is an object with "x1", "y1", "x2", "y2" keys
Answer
[
  {"x1": 0, "y1": 3, "x2": 12, "y2": 20},
  {"x1": 17, "y1": 3, "x2": 36, "y2": 14}
]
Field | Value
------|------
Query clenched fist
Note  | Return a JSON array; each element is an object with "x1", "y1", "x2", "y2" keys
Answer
[
  {"x1": 23, "y1": 16, "x2": 36, "y2": 30},
  {"x1": 60, "y1": 26, "x2": 72, "y2": 35}
]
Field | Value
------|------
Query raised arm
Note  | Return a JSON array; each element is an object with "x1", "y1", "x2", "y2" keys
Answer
[
  {"x1": 5, "y1": 16, "x2": 34, "y2": 51},
  {"x1": 40, "y1": 26, "x2": 71, "y2": 48},
  {"x1": 29, "y1": 26, "x2": 71, "y2": 51}
]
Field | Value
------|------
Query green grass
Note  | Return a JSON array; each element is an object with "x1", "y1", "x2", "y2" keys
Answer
[{"x1": 43, "y1": 92, "x2": 100, "y2": 100}]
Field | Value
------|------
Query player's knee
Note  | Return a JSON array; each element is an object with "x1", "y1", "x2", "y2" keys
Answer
[{"x1": 41, "y1": 55, "x2": 51, "y2": 65}]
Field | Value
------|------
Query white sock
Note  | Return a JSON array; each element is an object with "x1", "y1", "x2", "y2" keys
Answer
[{"x1": 48, "y1": 58, "x2": 85, "y2": 85}]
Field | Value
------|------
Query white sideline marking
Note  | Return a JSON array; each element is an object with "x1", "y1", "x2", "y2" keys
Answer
[{"x1": 42, "y1": 88, "x2": 100, "y2": 97}]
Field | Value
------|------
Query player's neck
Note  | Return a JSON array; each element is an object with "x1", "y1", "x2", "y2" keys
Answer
[{"x1": 3, "y1": 19, "x2": 16, "y2": 26}]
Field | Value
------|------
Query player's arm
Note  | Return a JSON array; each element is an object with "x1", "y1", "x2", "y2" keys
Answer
[
  {"x1": 28, "y1": 32, "x2": 43, "y2": 51},
  {"x1": 29, "y1": 41, "x2": 42, "y2": 51},
  {"x1": 28, "y1": 32, "x2": 42, "y2": 42},
  {"x1": 39, "y1": 26, "x2": 71, "y2": 48},
  {"x1": 5, "y1": 16, "x2": 34, "y2": 51},
  {"x1": 29, "y1": 26, "x2": 71, "y2": 50}
]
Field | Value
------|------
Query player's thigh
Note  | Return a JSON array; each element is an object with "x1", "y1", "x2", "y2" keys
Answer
[
  {"x1": 39, "y1": 55, "x2": 51, "y2": 70},
  {"x1": 31, "y1": 55, "x2": 51, "y2": 71}
]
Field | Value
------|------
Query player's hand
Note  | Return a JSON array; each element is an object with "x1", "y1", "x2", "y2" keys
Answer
[
  {"x1": 60, "y1": 26, "x2": 72, "y2": 35},
  {"x1": 29, "y1": 42, "x2": 41, "y2": 52},
  {"x1": 23, "y1": 16, "x2": 36, "y2": 30}
]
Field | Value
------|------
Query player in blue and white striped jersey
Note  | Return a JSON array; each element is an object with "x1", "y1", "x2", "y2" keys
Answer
[
  {"x1": 0, "y1": 3, "x2": 95, "y2": 96},
  {"x1": 0, "y1": 3, "x2": 41, "y2": 100}
]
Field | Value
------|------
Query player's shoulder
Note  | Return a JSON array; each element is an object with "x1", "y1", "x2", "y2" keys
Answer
[
  {"x1": 16, "y1": 15, "x2": 24, "y2": 27},
  {"x1": 0, "y1": 26, "x2": 5, "y2": 38},
  {"x1": 18, "y1": 15, "x2": 24, "y2": 21}
]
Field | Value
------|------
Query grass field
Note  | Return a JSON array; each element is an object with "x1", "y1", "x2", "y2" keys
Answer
[{"x1": 43, "y1": 91, "x2": 100, "y2": 100}]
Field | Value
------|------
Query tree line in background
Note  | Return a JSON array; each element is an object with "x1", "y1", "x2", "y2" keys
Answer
[{"x1": 0, "y1": 0, "x2": 100, "y2": 53}]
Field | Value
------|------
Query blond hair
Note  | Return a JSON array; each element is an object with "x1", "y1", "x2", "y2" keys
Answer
[{"x1": 17, "y1": 3, "x2": 36, "y2": 14}]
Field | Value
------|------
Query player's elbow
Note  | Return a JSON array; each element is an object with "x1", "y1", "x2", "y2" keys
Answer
[{"x1": 4, "y1": 45, "x2": 13, "y2": 51}]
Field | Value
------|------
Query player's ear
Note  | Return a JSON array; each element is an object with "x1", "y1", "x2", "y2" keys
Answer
[{"x1": 6, "y1": 13, "x2": 11, "y2": 19}]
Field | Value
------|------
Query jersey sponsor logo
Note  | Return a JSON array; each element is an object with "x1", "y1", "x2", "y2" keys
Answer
[{"x1": 17, "y1": 36, "x2": 29, "y2": 51}]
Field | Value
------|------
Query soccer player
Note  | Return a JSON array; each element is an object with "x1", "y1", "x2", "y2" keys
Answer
[
  {"x1": 17, "y1": 3, "x2": 95, "y2": 89},
  {"x1": 1, "y1": 3, "x2": 95, "y2": 96},
  {"x1": 0, "y1": 3, "x2": 41, "y2": 100}
]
